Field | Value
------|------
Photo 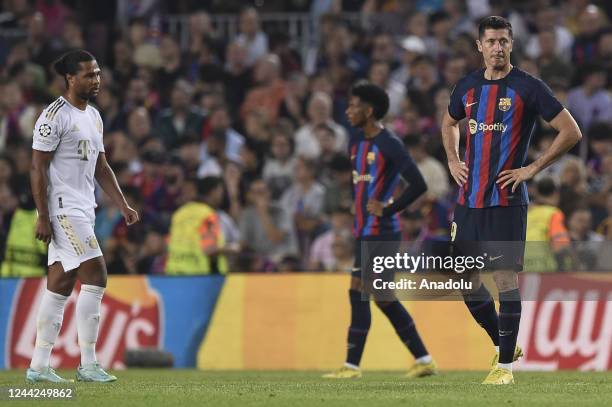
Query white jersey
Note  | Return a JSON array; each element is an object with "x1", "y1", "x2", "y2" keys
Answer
[{"x1": 32, "y1": 96, "x2": 104, "y2": 217}]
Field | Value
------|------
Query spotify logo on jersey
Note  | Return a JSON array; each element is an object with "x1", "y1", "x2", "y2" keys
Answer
[{"x1": 468, "y1": 119, "x2": 507, "y2": 135}]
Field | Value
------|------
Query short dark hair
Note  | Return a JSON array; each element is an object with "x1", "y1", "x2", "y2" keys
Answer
[
  {"x1": 350, "y1": 81, "x2": 390, "y2": 120},
  {"x1": 198, "y1": 176, "x2": 223, "y2": 197},
  {"x1": 53, "y1": 50, "x2": 96, "y2": 87},
  {"x1": 536, "y1": 178, "x2": 557, "y2": 197},
  {"x1": 478, "y1": 16, "x2": 513, "y2": 39}
]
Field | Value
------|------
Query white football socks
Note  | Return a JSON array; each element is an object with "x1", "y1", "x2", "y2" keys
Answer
[
  {"x1": 415, "y1": 355, "x2": 432, "y2": 364},
  {"x1": 498, "y1": 362, "x2": 512, "y2": 371},
  {"x1": 30, "y1": 290, "x2": 68, "y2": 370},
  {"x1": 76, "y1": 284, "x2": 104, "y2": 366}
]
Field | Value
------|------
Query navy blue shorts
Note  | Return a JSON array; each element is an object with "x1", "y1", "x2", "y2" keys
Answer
[
  {"x1": 451, "y1": 205, "x2": 527, "y2": 271},
  {"x1": 352, "y1": 233, "x2": 401, "y2": 279}
]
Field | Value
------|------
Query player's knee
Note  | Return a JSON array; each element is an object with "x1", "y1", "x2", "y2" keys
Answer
[
  {"x1": 350, "y1": 277, "x2": 362, "y2": 291},
  {"x1": 493, "y1": 270, "x2": 518, "y2": 291}
]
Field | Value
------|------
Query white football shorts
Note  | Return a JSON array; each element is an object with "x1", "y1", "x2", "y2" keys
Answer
[{"x1": 47, "y1": 209, "x2": 102, "y2": 272}]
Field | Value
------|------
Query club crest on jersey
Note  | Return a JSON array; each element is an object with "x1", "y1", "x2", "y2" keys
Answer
[
  {"x1": 367, "y1": 152, "x2": 375, "y2": 164},
  {"x1": 498, "y1": 98, "x2": 512, "y2": 112}
]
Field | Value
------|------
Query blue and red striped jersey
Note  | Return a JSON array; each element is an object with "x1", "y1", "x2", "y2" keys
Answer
[
  {"x1": 349, "y1": 128, "x2": 419, "y2": 238},
  {"x1": 448, "y1": 67, "x2": 564, "y2": 208}
]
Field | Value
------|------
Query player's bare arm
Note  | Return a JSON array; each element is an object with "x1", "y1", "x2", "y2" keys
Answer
[
  {"x1": 441, "y1": 110, "x2": 468, "y2": 186},
  {"x1": 497, "y1": 109, "x2": 582, "y2": 192},
  {"x1": 31, "y1": 149, "x2": 55, "y2": 243},
  {"x1": 94, "y1": 152, "x2": 139, "y2": 225}
]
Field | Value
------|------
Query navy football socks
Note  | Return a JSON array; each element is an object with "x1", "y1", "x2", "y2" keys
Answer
[
  {"x1": 498, "y1": 288, "x2": 521, "y2": 364},
  {"x1": 378, "y1": 301, "x2": 428, "y2": 358},
  {"x1": 463, "y1": 283, "x2": 500, "y2": 346},
  {"x1": 346, "y1": 289, "x2": 371, "y2": 366}
]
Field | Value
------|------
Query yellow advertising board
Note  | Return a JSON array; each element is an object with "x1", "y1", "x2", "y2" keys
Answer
[{"x1": 198, "y1": 273, "x2": 493, "y2": 370}]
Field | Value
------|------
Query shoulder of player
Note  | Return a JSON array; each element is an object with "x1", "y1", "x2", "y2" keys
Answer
[
  {"x1": 375, "y1": 128, "x2": 404, "y2": 152},
  {"x1": 508, "y1": 67, "x2": 547, "y2": 89},
  {"x1": 41, "y1": 97, "x2": 70, "y2": 121},
  {"x1": 450, "y1": 69, "x2": 483, "y2": 96}
]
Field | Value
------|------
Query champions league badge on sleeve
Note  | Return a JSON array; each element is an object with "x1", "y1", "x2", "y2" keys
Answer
[{"x1": 38, "y1": 124, "x2": 52, "y2": 138}]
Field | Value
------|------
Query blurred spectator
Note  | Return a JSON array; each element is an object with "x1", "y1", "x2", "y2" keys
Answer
[
  {"x1": 568, "y1": 207, "x2": 604, "y2": 243},
  {"x1": 329, "y1": 229, "x2": 355, "y2": 272},
  {"x1": 279, "y1": 72, "x2": 309, "y2": 127},
  {"x1": 370, "y1": 32, "x2": 399, "y2": 71},
  {"x1": 262, "y1": 126, "x2": 296, "y2": 200},
  {"x1": 239, "y1": 179, "x2": 298, "y2": 268},
  {"x1": 596, "y1": 188, "x2": 612, "y2": 240},
  {"x1": 558, "y1": 157, "x2": 589, "y2": 217},
  {"x1": 368, "y1": 60, "x2": 405, "y2": 118},
  {"x1": 404, "y1": 134, "x2": 449, "y2": 201},
  {"x1": 536, "y1": 29, "x2": 574, "y2": 87},
  {"x1": 235, "y1": 7, "x2": 269, "y2": 67},
  {"x1": 308, "y1": 204, "x2": 352, "y2": 271},
  {"x1": 425, "y1": 10, "x2": 453, "y2": 69},
  {"x1": 240, "y1": 53, "x2": 286, "y2": 123},
  {"x1": 322, "y1": 154, "x2": 352, "y2": 214},
  {"x1": 392, "y1": 35, "x2": 426, "y2": 85},
  {"x1": 280, "y1": 157, "x2": 326, "y2": 261},
  {"x1": 442, "y1": 55, "x2": 467, "y2": 88},
  {"x1": 166, "y1": 176, "x2": 231, "y2": 275},
  {"x1": 567, "y1": 206, "x2": 605, "y2": 270},
  {"x1": 223, "y1": 40, "x2": 252, "y2": 114},
  {"x1": 202, "y1": 104, "x2": 245, "y2": 164},
  {"x1": 526, "y1": 7, "x2": 574, "y2": 62},
  {"x1": 155, "y1": 79, "x2": 205, "y2": 150},
  {"x1": 526, "y1": 178, "x2": 572, "y2": 272},
  {"x1": 406, "y1": 55, "x2": 443, "y2": 118},
  {"x1": 156, "y1": 35, "x2": 186, "y2": 104},
  {"x1": 567, "y1": 64, "x2": 612, "y2": 133},
  {"x1": 571, "y1": 4, "x2": 607, "y2": 65},
  {"x1": 294, "y1": 91, "x2": 348, "y2": 159}
]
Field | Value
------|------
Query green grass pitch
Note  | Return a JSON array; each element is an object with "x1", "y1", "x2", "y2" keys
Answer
[{"x1": 1, "y1": 370, "x2": 610, "y2": 406}]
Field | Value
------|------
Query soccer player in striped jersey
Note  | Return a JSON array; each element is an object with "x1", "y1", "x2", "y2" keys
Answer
[
  {"x1": 441, "y1": 16, "x2": 582, "y2": 384},
  {"x1": 323, "y1": 82, "x2": 437, "y2": 379}
]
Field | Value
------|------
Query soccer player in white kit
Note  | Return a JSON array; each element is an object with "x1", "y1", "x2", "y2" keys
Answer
[{"x1": 26, "y1": 50, "x2": 139, "y2": 383}]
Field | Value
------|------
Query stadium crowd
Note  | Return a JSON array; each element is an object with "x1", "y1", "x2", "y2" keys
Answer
[{"x1": 0, "y1": 0, "x2": 611, "y2": 275}]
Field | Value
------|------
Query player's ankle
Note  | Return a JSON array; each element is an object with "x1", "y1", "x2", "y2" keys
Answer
[{"x1": 497, "y1": 362, "x2": 512, "y2": 371}]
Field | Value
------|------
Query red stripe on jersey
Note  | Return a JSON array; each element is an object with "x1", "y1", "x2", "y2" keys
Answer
[
  {"x1": 476, "y1": 85, "x2": 499, "y2": 208},
  {"x1": 355, "y1": 141, "x2": 370, "y2": 236},
  {"x1": 459, "y1": 88, "x2": 476, "y2": 206},
  {"x1": 370, "y1": 149, "x2": 386, "y2": 235},
  {"x1": 499, "y1": 92, "x2": 524, "y2": 205}
]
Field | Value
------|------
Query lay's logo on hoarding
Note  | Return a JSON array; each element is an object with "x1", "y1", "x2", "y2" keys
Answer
[{"x1": 6, "y1": 277, "x2": 163, "y2": 369}]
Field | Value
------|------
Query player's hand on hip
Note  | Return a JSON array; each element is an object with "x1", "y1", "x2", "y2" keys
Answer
[
  {"x1": 448, "y1": 160, "x2": 469, "y2": 186},
  {"x1": 497, "y1": 165, "x2": 537, "y2": 193},
  {"x1": 122, "y1": 205, "x2": 140, "y2": 225},
  {"x1": 35, "y1": 215, "x2": 53, "y2": 244},
  {"x1": 366, "y1": 199, "x2": 384, "y2": 217}
]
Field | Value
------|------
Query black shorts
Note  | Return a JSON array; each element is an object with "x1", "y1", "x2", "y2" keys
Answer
[
  {"x1": 451, "y1": 205, "x2": 527, "y2": 271},
  {"x1": 352, "y1": 233, "x2": 401, "y2": 279}
]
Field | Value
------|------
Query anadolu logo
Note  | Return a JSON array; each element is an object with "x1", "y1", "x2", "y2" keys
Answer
[{"x1": 468, "y1": 119, "x2": 507, "y2": 135}]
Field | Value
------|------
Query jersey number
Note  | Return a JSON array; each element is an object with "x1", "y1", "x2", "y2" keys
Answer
[{"x1": 77, "y1": 140, "x2": 89, "y2": 161}]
